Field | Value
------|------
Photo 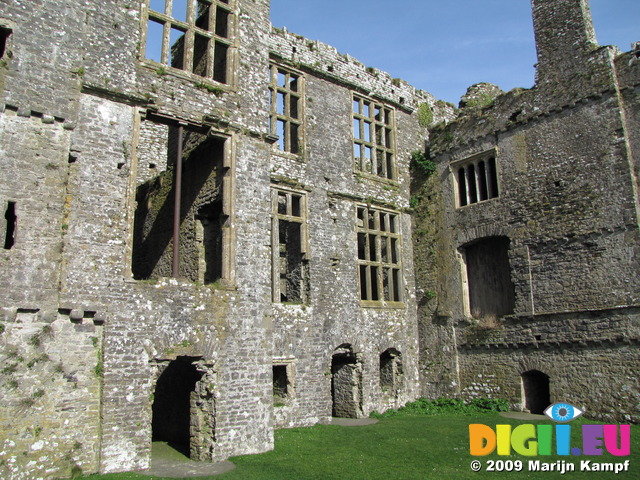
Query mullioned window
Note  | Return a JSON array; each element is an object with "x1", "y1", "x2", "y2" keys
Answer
[
  {"x1": 356, "y1": 205, "x2": 402, "y2": 305},
  {"x1": 143, "y1": 0, "x2": 233, "y2": 83},
  {"x1": 269, "y1": 64, "x2": 303, "y2": 155},
  {"x1": 352, "y1": 95, "x2": 396, "y2": 180}
]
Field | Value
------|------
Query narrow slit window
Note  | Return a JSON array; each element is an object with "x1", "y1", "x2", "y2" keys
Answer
[{"x1": 4, "y1": 201, "x2": 16, "y2": 250}]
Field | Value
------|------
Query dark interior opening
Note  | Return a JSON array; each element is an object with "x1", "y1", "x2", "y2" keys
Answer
[
  {"x1": 213, "y1": 41, "x2": 228, "y2": 83},
  {"x1": 279, "y1": 219, "x2": 304, "y2": 302},
  {"x1": 4, "y1": 201, "x2": 16, "y2": 250},
  {"x1": 522, "y1": 370, "x2": 550, "y2": 415},
  {"x1": 152, "y1": 357, "x2": 203, "y2": 457},
  {"x1": 0, "y1": 27, "x2": 10, "y2": 59},
  {"x1": 272, "y1": 365, "x2": 288, "y2": 398}
]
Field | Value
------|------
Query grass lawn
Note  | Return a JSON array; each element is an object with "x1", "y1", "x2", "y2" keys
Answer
[{"x1": 84, "y1": 413, "x2": 640, "y2": 480}]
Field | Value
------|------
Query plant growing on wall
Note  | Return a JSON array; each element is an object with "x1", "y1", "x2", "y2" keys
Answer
[{"x1": 411, "y1": 150, "x2": 436, "y2": 177}]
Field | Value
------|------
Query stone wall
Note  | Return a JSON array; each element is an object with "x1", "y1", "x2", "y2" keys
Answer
[
  {"x1": 414, "y1": 0, "x2": 640, "y2": 419},
  {"x1": 0, "y1": 0, "x2": 638, "y2": 477},
  {"x1": 267, "y1": 26, "x2": 433, "y2": 426}
]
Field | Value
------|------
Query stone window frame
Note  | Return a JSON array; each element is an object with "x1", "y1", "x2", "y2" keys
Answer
[
  {"x1": 269, "y1": 63, "x2": 305, "y2": 158},
  {"x1": 141, "y1": 0, "x2": 236, "y2": 85},
  {"x1": 271, "y1": 186, "x2": 309, "y2": 304},
  {"x1": 272, "y1": 357, "x2": 296, "y2": 405},
  {"x1": 451, "y1": 149, "x2": 500, "y2": 208},
  {"x1": 127, "y1": 112, "x2": 237, "y2": 286},
  {"x1": 352, "y1": 94, "x2": 397, "y2": 181},
  {"x1": 356, "y1": 204, "x2": 404, "y2": 307}
]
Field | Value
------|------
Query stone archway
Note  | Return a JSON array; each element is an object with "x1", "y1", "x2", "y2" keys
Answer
[
  {"x1": 151, "y1": 356, "x2": 216, "y2": 461},
  {"x1": 521, "y1": 370, "x2": 550, "y2": 414},
  {"x1": 331, "y1": 344, "x2": 363, "y2": 418}
]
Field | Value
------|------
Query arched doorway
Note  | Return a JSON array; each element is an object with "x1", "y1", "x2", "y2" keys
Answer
[
  {"x1": 521, "y1": 370, "x2": 550, "y2": 414},
  {"x1": 152, "y1": 356, "x2": 215, "y2": 460},
  {"x1": 331, "y1": 345, "x2": 363, "y2": 418}
]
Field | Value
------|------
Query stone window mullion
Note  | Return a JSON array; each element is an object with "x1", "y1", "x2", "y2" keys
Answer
[
  {"x1": 465, "y1": 166, "x2": 473, "y2": 205},
  {"x1": 473, "y1": 161, "x2": 482, "y2": 203}
]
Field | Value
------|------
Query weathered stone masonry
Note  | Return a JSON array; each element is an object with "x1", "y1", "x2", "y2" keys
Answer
[
  {"x1": 414, "y1": 0, "x2": 640, "y2": 422},
  {"x1": 0, "y1": 0, "x2": 638, "y2": 478}
]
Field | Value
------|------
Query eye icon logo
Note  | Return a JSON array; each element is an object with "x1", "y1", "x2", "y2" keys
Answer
[{"x1": 544, "y1": 403, "x2": 584, "y2": 422}]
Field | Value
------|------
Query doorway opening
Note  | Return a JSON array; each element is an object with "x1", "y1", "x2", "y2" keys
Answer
[
  {"x1": 331, "y1": 344, "x2": 363, "y2": 418},
  {"x1": 151, "y1": 356, "x2": 216, "y2": 460},
  {"x1": 521, "y1": 370, "x2": 550, "y2": 414}
]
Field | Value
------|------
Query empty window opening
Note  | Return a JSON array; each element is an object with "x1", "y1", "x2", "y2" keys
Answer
[
  {"x1": 353, "y1": 95, "x2": 395, "y2": 180},
  {"x1": 379, "y1": 348, "x2": 403, "y2": 395},
  {"x1": 357, "y1": 206, "x2": 402, "y2": 304},
  {"x1": 463, "y1": 236, "x2": 515, "y2": 319},
  {"x1": 144, "y1": 0, "x2": 233, "y2": 83},
  {"x1": 4, "y1": 201, "x2": 16, "y2": 250},
  {"x1": 0, "y1": 26, "x2": 11, "y2": 59},
  {"x1": 152, "y1": 357, "x2": 204, "y2": 458},
  {"x1": 272, "y1": 189, "x2": 308, "y2": 303},
  {"x1": 132, "y1": 121, "x2": 229, "y2": 283},
  {"x1": 269, "y1": 65, "x2": 302, "y2": 155},
  {"x1": 272, "y1": 364, "x2": 292, "y2": 403},
  {"x1": 456, "y1": 153, "x2": 499, "y2": 207},
  {"x1": 522, "y1": 370, "x2": 550, "y2": 415},
  {"x1": 331, "y1": 345, "x2": 363, "y2": 418}
]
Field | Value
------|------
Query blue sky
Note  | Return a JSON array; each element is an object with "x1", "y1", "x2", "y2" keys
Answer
[{"x1": 270, "y1": 0, "x2": 640, "y2": 105}]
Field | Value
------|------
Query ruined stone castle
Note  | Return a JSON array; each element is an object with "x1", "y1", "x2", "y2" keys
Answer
[{"x1": 0, "y1": 0, "x2": 638, "y2": 477}]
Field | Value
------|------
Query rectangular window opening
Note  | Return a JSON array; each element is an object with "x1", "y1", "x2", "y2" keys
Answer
[
  {"x1": 145, "y1": 19, "x2": 164, "y2": 63},
  {"x1": 145, "y1": 0, "x2": 232, "y2": 83},
  {"x1": 356, "y1": 206, "x2": 402, "y2": 305},
  {"x1": 132, "y1": 123, "x2": 229, "y2": 284},
  {"x1": 477, "y1": 161, "x2": 488, "y2": 201},
  {"x1": 269, "y1": 65, "x2": 303, "y2": 156},
  {"x1": 273, "y1": 365, "x2": 289, "y2": 398},
  {"x1": 352, "y1": 95, "x2": 396, "y2": 180},
  {"x1": 272, "y1": 189, "x2": 308, "y2": 303},
  {"x1": 169, "y1": 27, "x2": 186, "y2": 70},
  {"x1": 215, "y1": 7, "x2": 229, "y2": 37},
  {"x1": 488, "y1": 157, "x2": 499, "y2": 198},
  {"x1": 196, "y1": 1, "x2": 211, "y2": 30},
  {"x1": 455, "y1": 151, "x2": 500, "y2": 207},
  {"x1": 171, "y1": 0, "x2": 188, "y2": 23},
  {"x1": 149, "y1": 0, "x2": 166, "y2": 14},
  {"x1": 213, "y1": 41, "x2": 228, "y2": 83},
  {"x1": 193, "y1": 33, "x2": 210, "y2": 76}
]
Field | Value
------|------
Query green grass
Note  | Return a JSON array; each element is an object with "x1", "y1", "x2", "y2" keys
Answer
[{"x1": 82, "y1": 413, "x2": 639, "y2": 480}]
